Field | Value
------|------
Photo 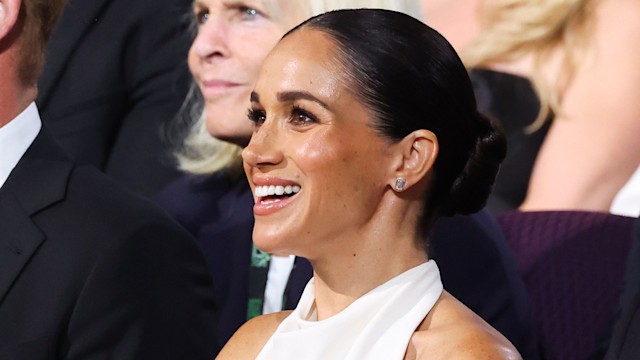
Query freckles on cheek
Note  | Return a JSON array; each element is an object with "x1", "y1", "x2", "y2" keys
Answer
[{"x1": 295, "y1": 135, "x2": 340, "y2": 166}]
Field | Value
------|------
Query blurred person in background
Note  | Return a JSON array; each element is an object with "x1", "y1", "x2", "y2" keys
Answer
[
  {"x1": 424, "y1": 0, "x2": 640, "y2": 215},
  {"x1": 37, "y1": 0, "x2": 193, "y2": 197}
]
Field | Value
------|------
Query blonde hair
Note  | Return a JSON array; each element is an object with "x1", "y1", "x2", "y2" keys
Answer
[
  {"x1": 176, "y1": 0, "x2": 424, "y2": 175},
  {"x1": 462, "y1": 0, "x2": 598, "y2": 131}
]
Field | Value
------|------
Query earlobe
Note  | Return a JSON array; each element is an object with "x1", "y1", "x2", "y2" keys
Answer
[
  {"x1": 391, "y1": 130, "x2": 438, "y2": 192},
  {"x1": 393, "y1": 177, "x2": 406, "y2": 192},
  {"x1": 0, "y1": 0, "x2": 21, "y2": 42}
]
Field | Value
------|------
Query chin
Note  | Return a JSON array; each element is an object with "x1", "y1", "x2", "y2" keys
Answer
[
  {"x1": 205, "y1": 125, "x2": 250, "y2": 146},
  {"x1": 252, "y1": 227, "x2": 296, "y2": 256},
  {"x1": 204, "y1": 103, "x2": 254, "y2": 139}
]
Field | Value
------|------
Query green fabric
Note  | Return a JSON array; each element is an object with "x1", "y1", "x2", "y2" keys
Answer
[{"x1": 247, "y1": 244, "x2": 271, "y2": 320}]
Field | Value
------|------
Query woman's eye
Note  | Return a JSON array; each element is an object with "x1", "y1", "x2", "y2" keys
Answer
[
  {"x1": 239, "y1": 6, "x2": 260, "y2": 20},
  {"x1": 195, "y1": 9, "x2": 209, "y2": 25},
  {"x1": 247, "y1": 108, "x2": 266, "y2": 125},
  {"x1": 290, "y1": 106, "x2": 317, "y2": 126}
]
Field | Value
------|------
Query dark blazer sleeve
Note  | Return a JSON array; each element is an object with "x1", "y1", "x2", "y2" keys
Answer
[{"x1": 62, "y1": 217, "x2": 217, "y2": 360}]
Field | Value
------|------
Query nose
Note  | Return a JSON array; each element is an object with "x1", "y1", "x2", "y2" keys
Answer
[
  {"x1": 190, "y1": 15, "x2": 229, "y2": 60},
  {"x1": 242, "y1": 121, "x2": 284, "y2": 170}
]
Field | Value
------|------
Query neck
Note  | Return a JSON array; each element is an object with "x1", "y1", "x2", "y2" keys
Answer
[
  {"x1": 0, "y1": 75, "x2": 37, "y2": 128},
  {"x1": 308, "y1": 194, "x2": 428, "y2": 320},
  {"x1": 0, "y1": 42, "x2": 38, "y2": 127}
]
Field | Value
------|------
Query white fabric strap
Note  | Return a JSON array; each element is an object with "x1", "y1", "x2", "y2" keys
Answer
[{"x1": 257, "y1": 260, "x2": 443, "y2": 360}]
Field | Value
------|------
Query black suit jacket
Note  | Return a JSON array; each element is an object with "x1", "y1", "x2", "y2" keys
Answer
[
  {"x1": 156, "y1": 173, "x2": 541, "y2": 359},
  {"x1": 0, "y1": 127, "x2": 217, "y2": 359},
  {"x1": 37, "y1": 0, "x2": 192, "y2": 197}
]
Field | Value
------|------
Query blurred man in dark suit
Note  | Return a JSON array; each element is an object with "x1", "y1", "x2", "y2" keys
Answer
[
  {"x1": 37, "y1": 0, "x2": 193, "y2": 197},
  {"x1": 0, "y1": 1, "x2": 216, "y2": 358}
]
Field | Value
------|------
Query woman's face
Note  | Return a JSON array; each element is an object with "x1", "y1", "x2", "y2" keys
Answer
[
  {"x1": 242, "y1": 29, "x2": 397, "y2": 258},
  {"x1": 188, "y1": 0, "x2": 310, "y2": 145}
]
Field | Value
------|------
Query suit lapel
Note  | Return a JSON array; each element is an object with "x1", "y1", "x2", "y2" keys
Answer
[
  {"x1": 0, "y1": 127, "x2": 73, "y2": 305},
  {"x1": 37, "y1": 0, "x2": 111, "y2": 106},
  {"x1": 0, "y1": 191, "x2": 45, "y2": 305}
]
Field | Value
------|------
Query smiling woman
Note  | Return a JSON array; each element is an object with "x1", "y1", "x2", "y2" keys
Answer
[
  {"x1": 155, "y1": 0, "x2": 540, "y2": 356},
  {"x1": 216, "y1": 9, "x2": 520, "y2": 360},
  {"x1": 243, "y1": 36, "x2": 404, "y2": 258}
]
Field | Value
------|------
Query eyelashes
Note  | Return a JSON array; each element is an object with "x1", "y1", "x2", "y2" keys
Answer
[
  {"x1": 289, "y1": 105, "x2": 318, "y2": 125},
  {"x1": 246, "y1": 105, "x2": 319, "y2": 127},
  {"x1": 193, "y1": 4, "x2": 262, "y2": 27},
  {"x1": 193, "y1": 6, "x2": 209, "y2": 26},
  {"x1": 247, "y1": 107, "x2": 266, "y2": 125}
]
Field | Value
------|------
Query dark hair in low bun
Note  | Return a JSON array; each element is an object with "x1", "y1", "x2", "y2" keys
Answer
[
  {"x1": 438, "y1": 113, "x2": 507, "y2": 217},
  {"x1": 288, "y1": 9, "x2": 506, "y2": 232}
]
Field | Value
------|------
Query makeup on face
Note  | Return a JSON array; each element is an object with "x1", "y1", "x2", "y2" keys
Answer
[{"x1": 242, "y1": 29, "x2": 395, "y2": 257}]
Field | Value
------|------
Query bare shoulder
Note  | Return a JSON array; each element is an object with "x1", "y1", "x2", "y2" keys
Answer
[
  {"x1": 216, "y1": 311, "x2": 292, "y2": 360},
  {"x1": 406, "y1": 292, "x2": 522, "y2": 360}
]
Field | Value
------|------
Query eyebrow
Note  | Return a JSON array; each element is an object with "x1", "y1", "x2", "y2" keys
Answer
[
  {"x1": 250, "y1": 90, "x2": 329, "y2": 109},
  {"x1": 278, "y1": 91, "x2": 328, "y2": 108}
]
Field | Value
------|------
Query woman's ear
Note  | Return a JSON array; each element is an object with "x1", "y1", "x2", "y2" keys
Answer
[{"x1": 390, "y1": 129, "x2": 438, "y2": 192}]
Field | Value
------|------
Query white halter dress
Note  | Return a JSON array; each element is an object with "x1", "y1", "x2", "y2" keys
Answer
[{"x1": 255, "y1": 260, "x2": 443, "y2": 360}]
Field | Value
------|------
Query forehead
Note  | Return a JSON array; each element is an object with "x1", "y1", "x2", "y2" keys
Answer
[{"x1": 255, "y1": 28, "x2": 349, "y2": 100}]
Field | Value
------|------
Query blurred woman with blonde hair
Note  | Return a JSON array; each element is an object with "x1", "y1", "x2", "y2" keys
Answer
[{"x1": 424, "y1": 0, "x2": 640, "y2": 214}]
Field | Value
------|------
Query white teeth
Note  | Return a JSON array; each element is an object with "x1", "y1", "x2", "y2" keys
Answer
[{"x1": 254, "y1": 184, "x2": 301, "y2": 198}]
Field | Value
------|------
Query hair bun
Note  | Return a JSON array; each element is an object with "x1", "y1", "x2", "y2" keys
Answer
[{"x1": 440, "y1": 112, "x2": 507, "y2": 216}]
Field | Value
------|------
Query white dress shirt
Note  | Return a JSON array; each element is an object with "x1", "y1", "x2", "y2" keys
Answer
[
  {"x1": 263, "y1": 255, "x2": 296, "y2": 314},
  {"x1": 0, "y1": 102, "x2": 41, "y2": 189}
]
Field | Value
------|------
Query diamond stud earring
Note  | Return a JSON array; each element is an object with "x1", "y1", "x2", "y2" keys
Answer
[{"x1": 394, "y1": 177, "x2": 406, "y2": 192}]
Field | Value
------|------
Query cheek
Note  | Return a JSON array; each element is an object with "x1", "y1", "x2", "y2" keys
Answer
[
  {"x1": 237, "y1": 29, "x2": 283, "y2": 79},
  {"x1": 294, "y1": 135, "x2": 336, "y2": 175},
  {"x1": 187, "y1": 48, "x2": 199, "y2": 80},
  {"x1": 295, "y1": 136, "x2": 377, "y2": 196},
  {"x1": 203, "y1": 94, "x2": 253, "y2": 137}
]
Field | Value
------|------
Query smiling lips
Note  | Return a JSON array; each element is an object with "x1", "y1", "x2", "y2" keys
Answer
[{"x1": 253, "y1": 184, "x2": 301, "y2": 216}]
